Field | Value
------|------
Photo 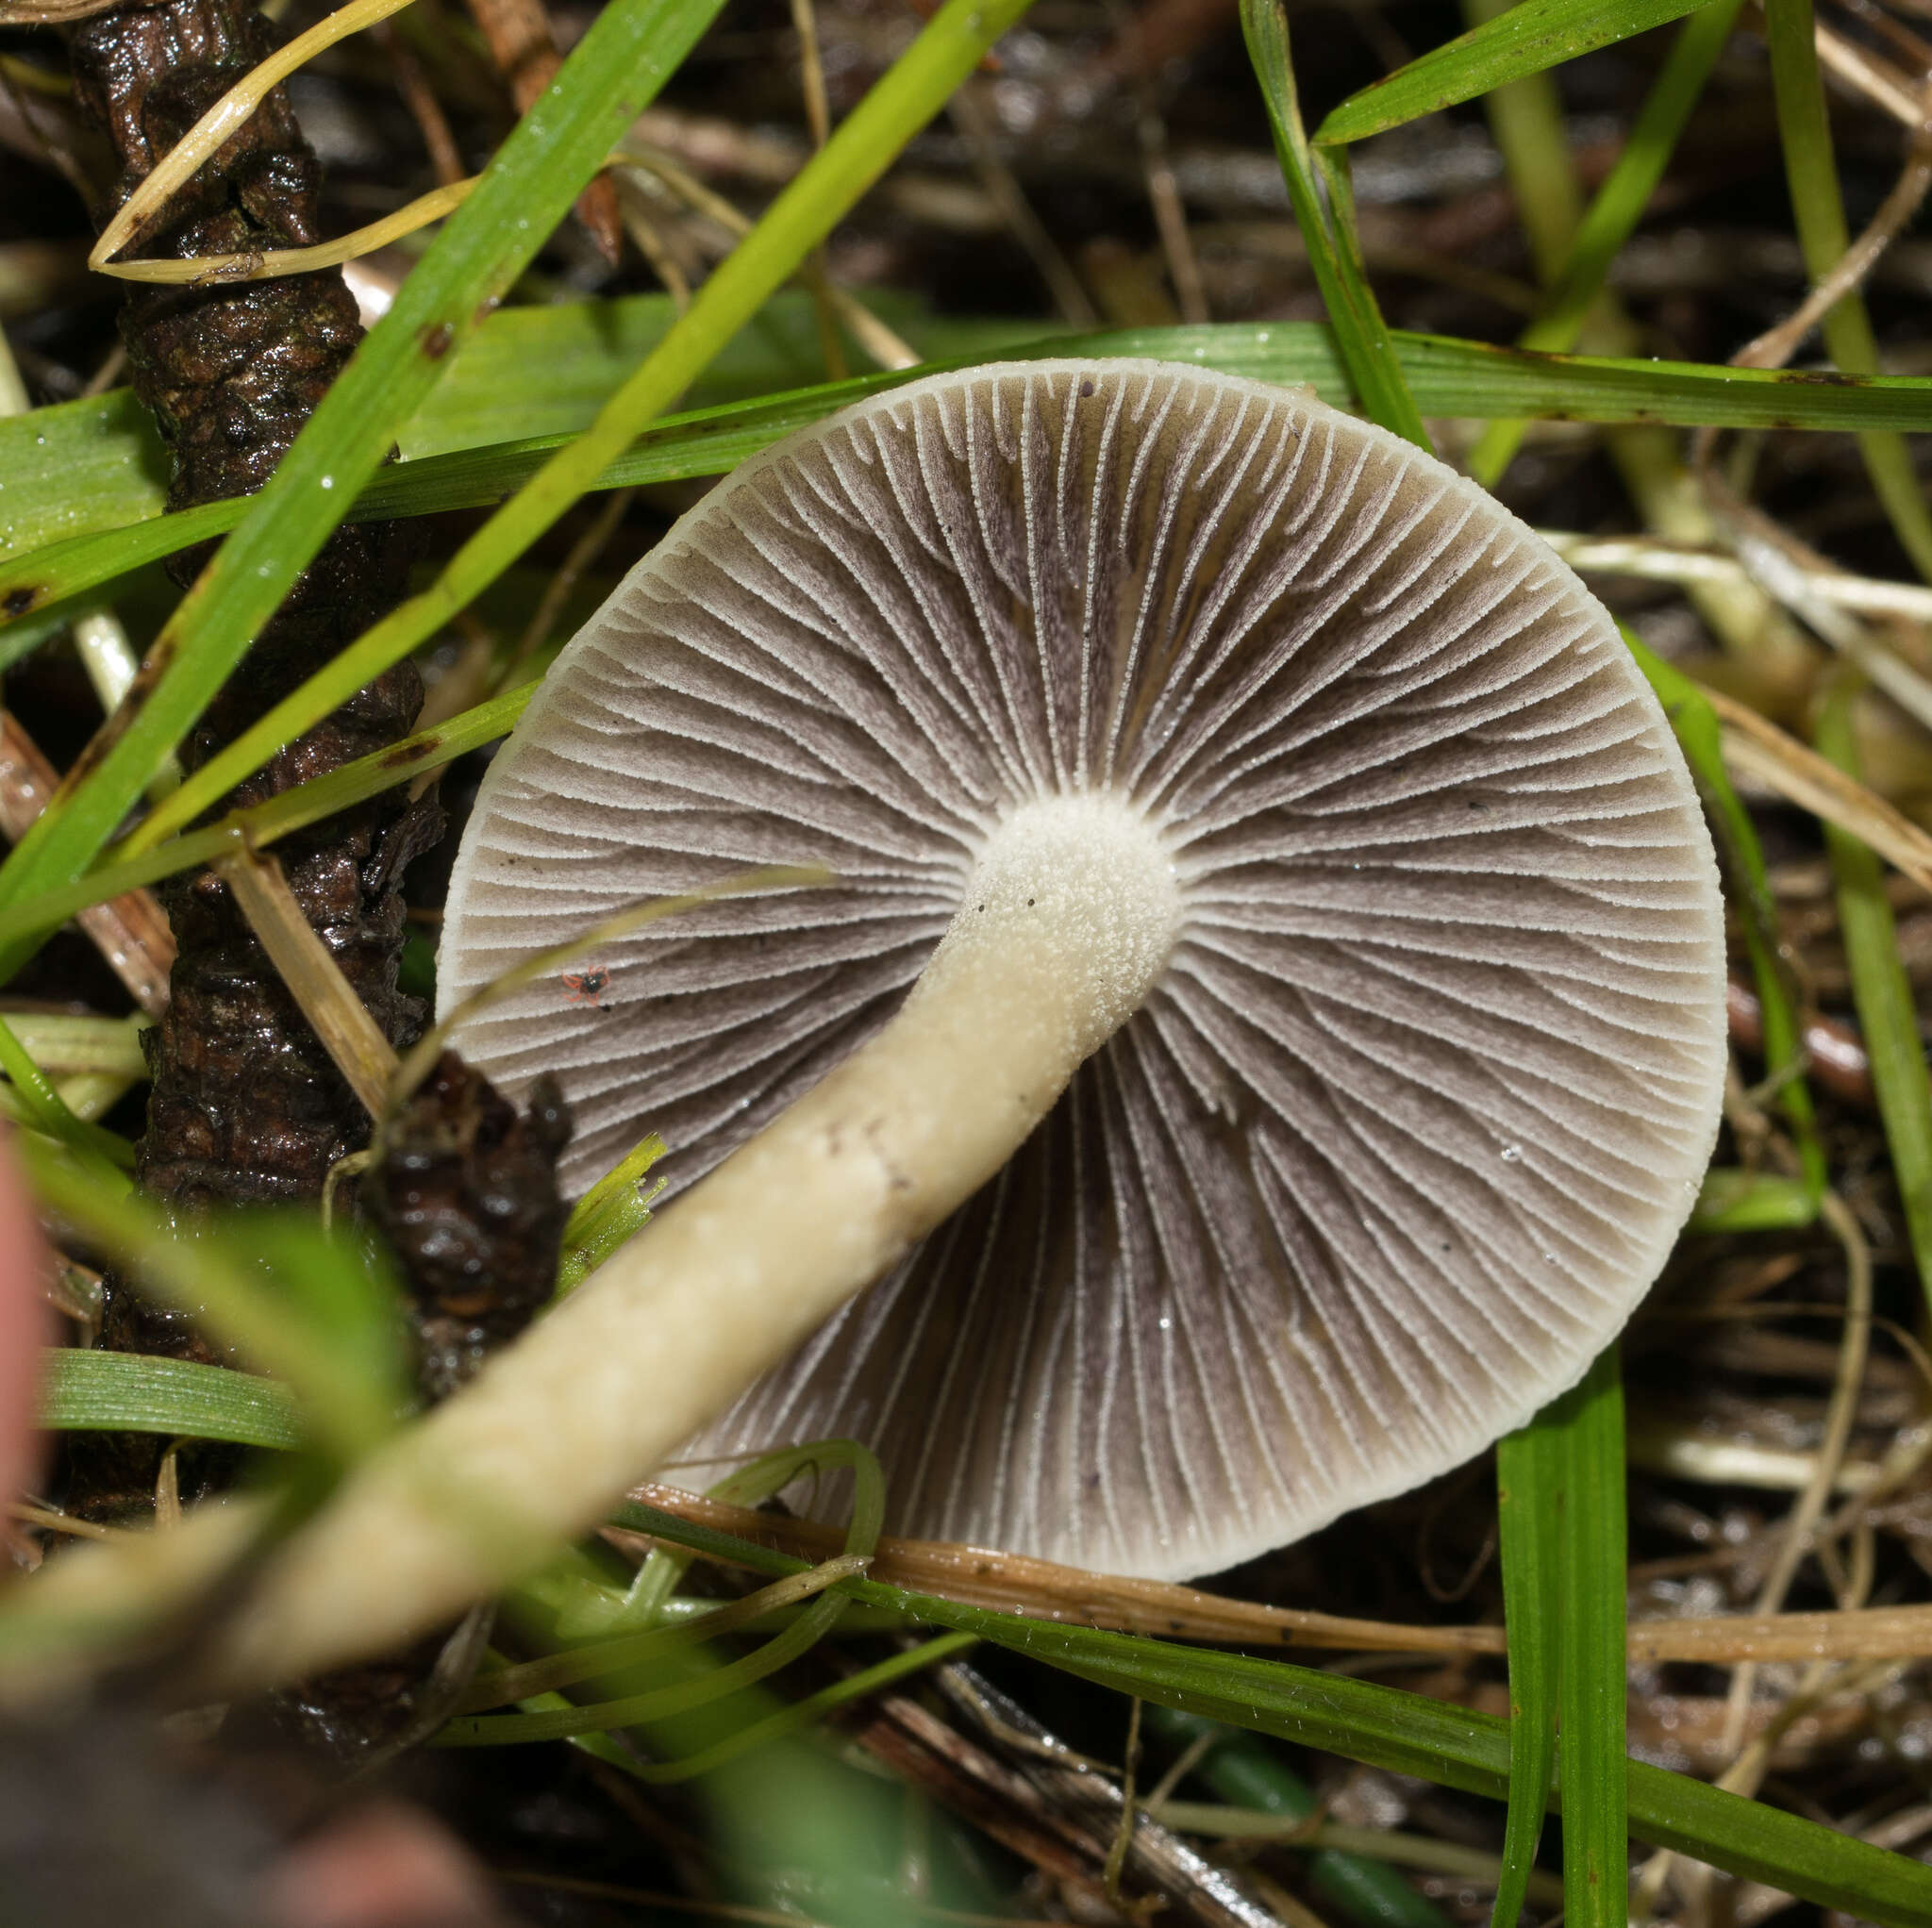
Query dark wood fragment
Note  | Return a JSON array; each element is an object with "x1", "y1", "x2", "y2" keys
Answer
[
  {"x1": 364, "y1": 1051, "x2": 573, "y2": 1403},
  {"x1": 57, "y1": 0, "x2": 437, "y2": 1521},
  {"x1": 66, "y1": 0, "x2": 432, "y2": 1216}
]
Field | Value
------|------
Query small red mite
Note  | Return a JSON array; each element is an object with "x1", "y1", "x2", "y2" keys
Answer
[{"x1": 560, "y1": 966, "x2": 610, "y2": 1007}]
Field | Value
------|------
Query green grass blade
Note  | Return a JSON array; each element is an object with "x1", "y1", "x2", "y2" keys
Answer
[
  {"x1": 1494, "y1": 1349, "x2": 1630, "y2": 1928},
  {"x1": 23, "y1": 276, "x2": 1932, "y2": 596},
  {"x1": 613, "y1": 1500, "x2": 1932, "y2": 1925},
  {"x1": 1141, "y1": 1707, "x2": 1453, "y2": 1928},
  {"x1": 21, "y1": 1139, "x2": 407, "y2": 1462},
  {"x1": 0, "y1": 1010, "x2": 134, "y2": 1173},
  {"x1": 81, "y1": 0, "x2": 1041, "y2": 886},
  {"x1": 1017, "y1": 1635, "x2": 1918, "y2": 1922},
  {"x1": 38, "y1": 1349, "x2": 302, "y2": 1450},
  {"x1": 33, "y1": 327, "x2": 1932, "y2": 659},
  {"x1": 1492, "y1": 1427, "x2": 1558, "y2": 1928},
  {"x1": 1626, "y1": 631, "x2": 1823, "y2": 1193},
  {"x1": 505, "y1": 1545, "x2": 1000, "y2": 1926},
  {"x1": 0, "y1": 0, "x2": 731, "y2": 972},
  {"x1": 579, "y1": 1631, "x2": 977, "y2": 1784},
  {"x1": 1763, "y1": 0, "x2": 1932, "y2": 581},
  {"x1": 452, "y1": 1632, "x2": 976, "y2": 1774},
  {"x1": 1816, "y1": 676, "x2": 1932, "y2": 1306},
  {"x1": 1520, "y1": 0, "x2": 1741, "y2": 343},
  {"x1": 0, "y1": 291, "x2": 1054, "y2": 569},
  {"x1": 557, "y1": 1131, "x2": 668, "y2": 1295},
  {"x1": 0, "y1": 388, "x2": 166, "y2": 557},
  {"x1": 1241, "y1": 0, "x2": 1429, "y2": 446},
  {"x1": 1460, "y1": 0, "x2": 1582, "y2": 284},
  {"x1": 0, "y1": 685, "x2": 534, "y2": 962},
  {"x1": 1550, "y1": 1348, "x2": 1628, "y2": 1928},
  {"x1": 1689, "y1": 1169, "x2": 1820, "y2": 1232},
  {"x1": 1469, "y1": 0, "x2": 1745, "y2": 483},
  {"x1": 1314, "y1": 0, "x2": 1713, "y2": 147}
]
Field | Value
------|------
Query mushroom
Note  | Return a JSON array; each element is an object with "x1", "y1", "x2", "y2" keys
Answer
[
  {"x1": 429, "y1": 357, "x2": 1726, "y2": 1581},
  {"x1": 153, "y1": 358, "x2": 1724, "y2": 1687}
]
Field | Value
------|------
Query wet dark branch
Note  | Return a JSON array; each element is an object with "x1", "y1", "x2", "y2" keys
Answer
[{"x1": 66, "y1": 0, "x2": 431, "y2": 1216}]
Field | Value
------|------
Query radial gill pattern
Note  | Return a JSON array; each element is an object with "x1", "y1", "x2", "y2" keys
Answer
[{"x1": 439, "y1": 358, "x2": 1726, "y2": 1579}]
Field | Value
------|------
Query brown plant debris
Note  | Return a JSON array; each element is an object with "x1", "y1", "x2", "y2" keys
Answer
[
  {"x1": 0, "y1": 709, "x2": 173, "y2": 1016},
  {"x1": 463, "y1": 0, "x2": 625, "y2": 261},
  {"x1": 364, "y1": 1052, "x2": 574, "y2": 1403}
]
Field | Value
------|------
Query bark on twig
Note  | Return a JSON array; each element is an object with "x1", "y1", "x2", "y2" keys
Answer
[
  {"x1": 66, "y1": 0, "x2": 436, "y2": 1214},
  {"x1": 59, "y1": 0, "x2": 434, "y2": 1520}
]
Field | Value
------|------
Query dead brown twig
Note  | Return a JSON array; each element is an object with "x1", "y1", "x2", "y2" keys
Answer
[
  {"x1": 0, "y1": 712, "x2": 172, "y2": 1017},
  {"x1": 625, "y1": 1483, "x2": 1932, "y2": 1664}
]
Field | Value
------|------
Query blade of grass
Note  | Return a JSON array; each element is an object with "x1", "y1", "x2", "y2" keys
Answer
[
  {"x1": 60, "y1": 0, "x2": 1042, "y2": 892},
  {"x1": 0, "y1": 0, "x2": 733, "y2": 968},
  {"x1": 21, "y1": 1139, "x2": 407, "y2": 1461},
  {"x1": 1313, "y1": 0, "x2": 1714, "y2": 147},
  {"x1": 0, "y1": 685, "x2": 536, "y2": 962},
  {"x1": 1491, "y1": 1426, "x2": 1558, "y2": 1928},
  {"x1": 1468, "y1": 0, "x2": 1745, "y2": 484},
  {"x1": 455, "y1": 1443, "x2": 886, "y2": 1759},
  {"x1": 1815, "y1": 674, "x2": 1932, "y2": 1309},
  {"x1": 0, "y1": 290, "x2": 1048, "y2": 561},
  {"x1": 1461, "y1": 0, "x2": 1583, "y2": 283},
  {"x1": 0, "y1": 387, "x2": 167, "y2": 554},
  {"x1": 1551, "y1": 1347, "x2": 1628, "y2": 1928},
  {"x1": 1688, "y1": 1170, "x2": 1821, "y2": 1233},
  {"x1": 458, "y1": 1558, "x2": 874, "y2": 1710},
  {"x1": 1039, "y1": 1636, "x2": 1915, "y2": 1923},
  {"x1": 38, "y1": 1348, "x2": 302, "y2": 1451},
  {"x1": 557, "y1": 1130, "x2": 667, "y2": 1294},
  {"x1": 1763, "y1": 0, "x2": 1932, "y2": 582},
  {"x1": 0, "y1": 1011, "x2": 135, "y2": 1173},
  {"x1": 34, "y1": 325, "x2": 1932, "y2": 663},
  {"x1": 502, "y1": 1554, "x2": 1000, "y2": 1925},
  {"x1": 610, "y1": 1500, "x2": 1932, "y2": 1926},
  {"x1": 1241, "y1": 0, "x2": 1428, "y2": 446},
  {"x1": 1625, "y1": 631, "x2": 1824, "y2": 1195}
]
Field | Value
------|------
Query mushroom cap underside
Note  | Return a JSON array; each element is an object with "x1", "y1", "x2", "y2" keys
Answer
[{"x1": 438, "y1": 357, "x2": 1727, "y2": 1580}]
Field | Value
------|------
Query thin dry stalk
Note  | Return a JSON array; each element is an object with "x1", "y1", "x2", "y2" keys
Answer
[
  {"x1": 1104, "y1": 0, "x2": 1208, "y2": 325},
  {"x1": 611, "y1": 173, "x2": 695, "y2": 308},
  {"x1": 91, "y1": 0, "x2": 419, "y2": 269},
  {"x1": 1816, "y1": 17, "x2": 1926, "y2": 126},
  {"x1": 98, "y1": 178, "x2": 479, "y2": 286},
  {"x1": 216, "y1": 845, "x2": 398, "y2": 1120},
  {"x1": 1541, "y1": 530, "x2": 1932, "y2": 623},
  {"x1": 948, "y1": 84, "x2": 1099, "y2": 326},
  {"x1": 0, "y1": 712, "x2": 172, "y2": 1016},
  {"x1": 0, "y1": 0, "x2": 125, "y2": 19},
  {"x1": 1704, "y1": 686, "x2": 1932, "y2": 893},
  {"x1": 787, "y1": 0, "x2": 849, "y2": 379},
  {"x1": 1720, "y1": 1191, "x2": 1874, "y2": 1751},
  {"x1": 375, "y1": 19, "x2": 466, "y2": 187},
  {"x1": 463, "y1": 0, "x2": 625, "y2": 260},
  {"x1": 512, "y1": 489, "x2": 636, "y2": 669},
  {"x1": 612, "y1": 147, "x2": 921, "y2": 367},
  {"x1": 1712, "y1": 492, "x2": 1932, "y2": 733},
  {"x1": 1733, "y1": 141, "x2": 1932, "y2": 372},
  {"x1": 625, "y1": 1484, "x2": 1932, "y2": 1663}
]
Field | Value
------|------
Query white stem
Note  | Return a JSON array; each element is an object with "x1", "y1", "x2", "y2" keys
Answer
[{"x1": 126, "y1": 793, "x2": 1182, "y2": 1695}]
